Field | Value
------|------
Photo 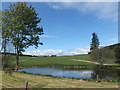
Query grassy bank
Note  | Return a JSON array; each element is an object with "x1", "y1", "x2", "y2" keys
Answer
[{"x1": 2, "y1": 71, "x2": 118, "y2": 88}]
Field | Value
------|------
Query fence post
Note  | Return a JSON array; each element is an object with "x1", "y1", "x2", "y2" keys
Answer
[{"x1": 25, "y1": 81, "x2": 28, "y2": 90}]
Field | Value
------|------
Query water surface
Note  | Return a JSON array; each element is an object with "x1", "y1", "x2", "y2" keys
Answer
[{"x1": 18, "y1": 68, "x2": 119, "y2": 79}]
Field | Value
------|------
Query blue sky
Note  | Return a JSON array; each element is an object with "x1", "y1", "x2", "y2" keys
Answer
[{"x1": 2, "y1": 2, "x2": 118, "y2": 56}]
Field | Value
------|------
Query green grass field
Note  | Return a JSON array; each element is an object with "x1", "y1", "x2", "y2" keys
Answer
[
  {"x1": 18, "y1": 54, "x2": 97, "y2": 68},
  {"x1": 4, "y1": 54, "x2": 119, "y2": 68}
]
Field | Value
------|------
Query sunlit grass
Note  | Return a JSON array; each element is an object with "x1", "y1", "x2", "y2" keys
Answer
[
  {"x1": 19, "y1": 55, "x2": 96, "y2": 67},
  {"x1": 2, "y1": 54, "x2": 120, "y2": 68},
  {"x1": 2, "y1": 72, "x2": 118, "y2": 88}
]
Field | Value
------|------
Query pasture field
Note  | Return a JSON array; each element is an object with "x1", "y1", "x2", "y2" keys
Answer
[
  {"x1": 2, "y1": 71, "x2": 118, "y2": 88},
  {"x1": 4, "y1": 54, "x2": 119, "y2": 68},
  {"x1": 18, "y1": 54, "x2": 97, "y2": 68}
]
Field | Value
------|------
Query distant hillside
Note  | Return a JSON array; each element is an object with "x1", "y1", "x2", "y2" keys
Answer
[{"x1": 100, "y1": 43, "x2": 120, "y2": 64}]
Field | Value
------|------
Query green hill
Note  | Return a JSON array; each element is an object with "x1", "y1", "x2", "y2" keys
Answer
[{"x1": 94, "y1": 43, "x2": 120, "y2": 64}]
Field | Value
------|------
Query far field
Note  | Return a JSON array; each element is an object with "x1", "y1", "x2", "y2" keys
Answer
[
  {"x1": 5, "y1": 54, "x2": 118, "y2": 69},
  {"x1": 19, "y1": 54, "x2": 97, "y2": 67}
]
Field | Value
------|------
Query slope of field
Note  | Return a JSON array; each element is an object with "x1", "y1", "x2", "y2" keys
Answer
[
  {"x1": 0, "y1": 54, "x2": 96, "y2": 68},
  {"x1": 18, "y1": 54, "x2": 96, "y2": 68},
  {"x1": 5, "y1": 53, "x2": 119, "y2": 68},
  {"x1": 98, "y1": 43, "x2": 120, "y2": 64}
]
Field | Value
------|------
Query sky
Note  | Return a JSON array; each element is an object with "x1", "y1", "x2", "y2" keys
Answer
[{"x1": 2, "y1": 1, "x2": 118, "y2": 56}]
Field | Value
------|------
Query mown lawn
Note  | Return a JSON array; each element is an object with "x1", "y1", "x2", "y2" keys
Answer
[{"x1": 2, "y1": 71, "x2": 118, "y2": 88}]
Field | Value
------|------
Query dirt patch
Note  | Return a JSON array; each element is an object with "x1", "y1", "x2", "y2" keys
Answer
[
  {"x1": 71, "y1": 59, "x2": 117, "y2": 66},
  {"x1": 72, "y1": 59, "x2": 99, "y2": 64}
]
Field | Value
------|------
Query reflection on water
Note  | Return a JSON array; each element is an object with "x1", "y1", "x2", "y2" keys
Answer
[
  {"x1": 18, "y1": 67, "x2": 119, "y2": 80},
  {"x1": 91, "y1": 67, "x2": 119, "y2": 79}
]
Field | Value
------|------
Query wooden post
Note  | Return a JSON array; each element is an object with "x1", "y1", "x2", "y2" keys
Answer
[{"x1": 25, "y1": 81, "x2": 28, "y2": 90}]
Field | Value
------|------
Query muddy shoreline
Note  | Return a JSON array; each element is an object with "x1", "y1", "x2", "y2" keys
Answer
[{"x1": 19, "y1": 65, "x2": 120, "y2": 69}]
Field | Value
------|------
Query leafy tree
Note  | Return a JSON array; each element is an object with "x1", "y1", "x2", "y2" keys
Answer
[
  {"x1": 0, "y1": 10, "x2": 2, "y2": 70},
  {"x1": 90, "y1": 48, "x2": 104, "y2": 67},
  {"x1": 90, "y1": 32, "x2": 100, "y2": 51},
  {"x1": 2, "y1": 2, "x2": 44, "y2": 70},
  {"x1": 115, "y1": 44, "x2": 120, "y2": 63}
]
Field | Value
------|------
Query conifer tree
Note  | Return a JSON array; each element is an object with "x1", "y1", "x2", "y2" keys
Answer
[{"x1": 90, "y1": 32, "x2": 100, "y2": 51}]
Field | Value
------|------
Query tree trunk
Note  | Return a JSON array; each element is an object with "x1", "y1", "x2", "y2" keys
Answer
[
  {"x1": 3, "y1": 39, "x2": 7, "y2": 69},
  {"x1": 16, "y1": 46, "x2": 19, "y2": 71}
]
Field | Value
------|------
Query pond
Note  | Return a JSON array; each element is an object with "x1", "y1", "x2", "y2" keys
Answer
[{"x1": 18, "y1": 67, "x2": 119, "y2": 80}]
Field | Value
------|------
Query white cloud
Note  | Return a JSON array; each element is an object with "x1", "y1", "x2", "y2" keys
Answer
[
  {"x1": 51, "y1": 5, "x2": 63, "y2": 10},
  {"x1": 48, "y1": 2, "x2": 118, "y2": 21},
  {"x1": 41, "y1": 35, "x2": 57, "y2": 38},
  {"x1": 23, "y1": 47, "x2": 90, "y2": 56},
  {"x1": 2, "y1": 1, "x2": 118, "y2": 21}
]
